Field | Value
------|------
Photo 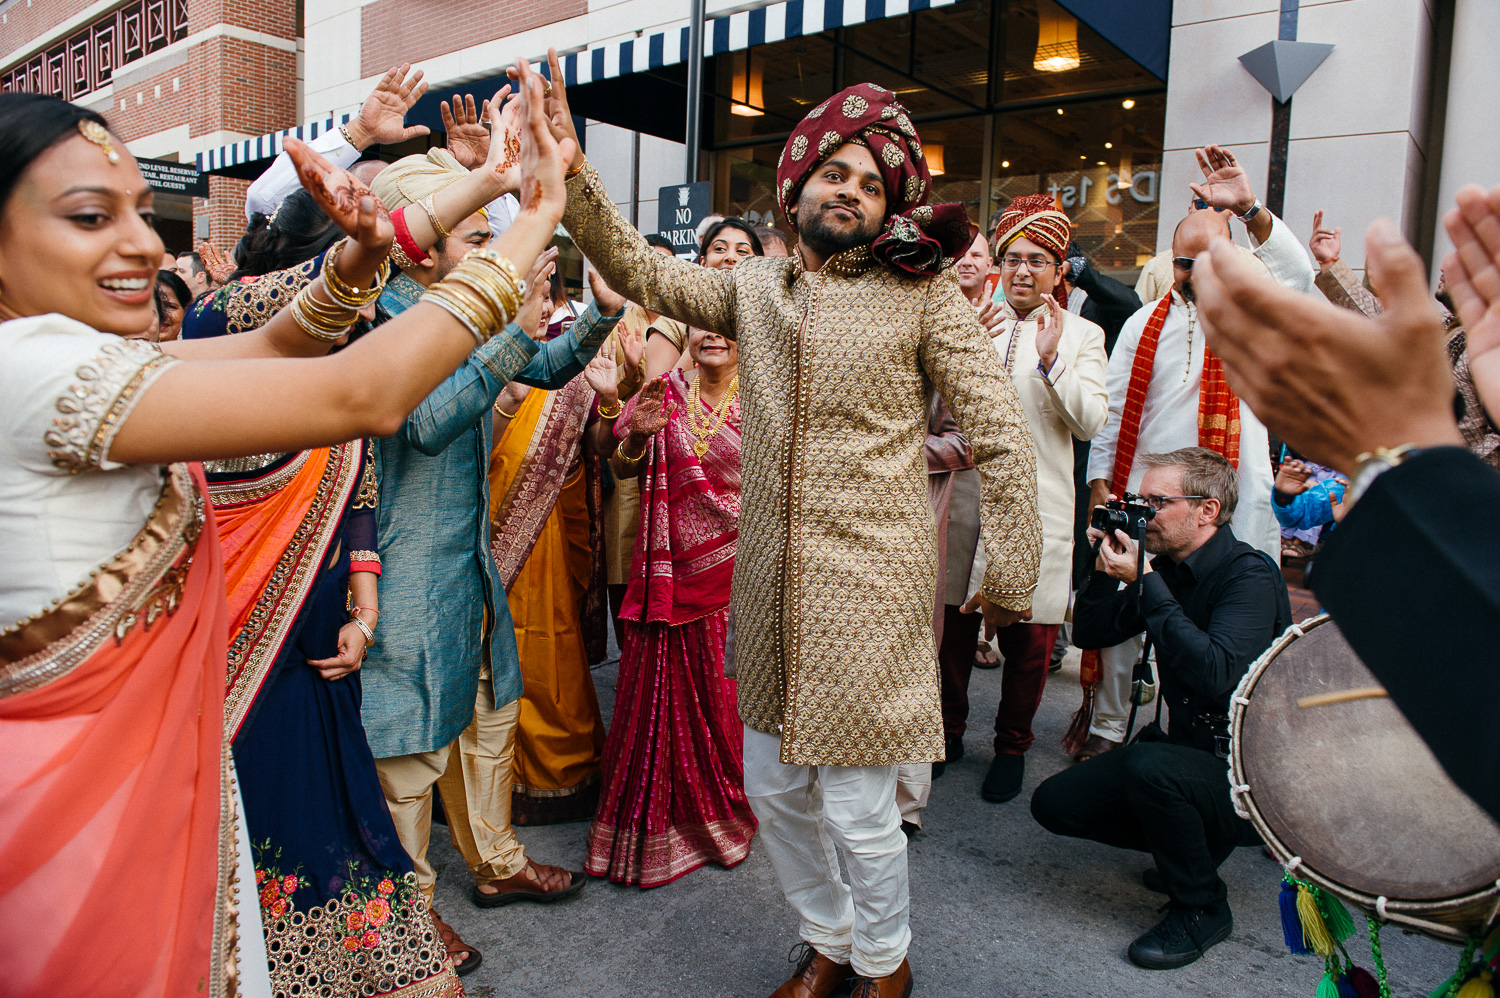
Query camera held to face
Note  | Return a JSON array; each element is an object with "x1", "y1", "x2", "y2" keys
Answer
[{"x1": 1091, "y1": 493, "x2": 1156, "y2": 536}]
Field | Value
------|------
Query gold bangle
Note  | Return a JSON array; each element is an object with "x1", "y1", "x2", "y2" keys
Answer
[
  {"x1": 420, "y1": 249, "x2": 526, "y2": 346},
  {"x1": 321, "y1": 238, "x2": 389, "y2": 309},
  {"x1": 565, "y1": 161, "x2": 586, "y2": 180},
  {"x1": 617, "y1": 437, "x2": 647, "y2": 463},
  {"x1": 289, "y1": 281, "x2": 356, "y2": 341},
  {"x1": 493, "y1": 398, "x2": 519, "y2": 418},
  {"x1": 418, "y1": 194, "x2": 452, "y2": 240},
  {"x1": 349, "y1": 614, "x2": 375, "y2": 645},
  {"x1": 596, "y1": 398, "x2": 622, "y2": 419}
]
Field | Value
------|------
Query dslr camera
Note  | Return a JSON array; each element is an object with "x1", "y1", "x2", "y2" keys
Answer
[{"x1": 1091, "y1": 492, "x2": 1155, "y2": 537}]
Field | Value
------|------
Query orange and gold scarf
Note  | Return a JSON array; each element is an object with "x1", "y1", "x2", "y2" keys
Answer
[{"x1": 1064, "y1": 293, "x2": 1241, "y2": 754}]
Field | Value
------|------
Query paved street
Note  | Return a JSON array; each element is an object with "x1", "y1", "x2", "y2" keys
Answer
[{"x1": 434, "y1": 642, "x2": 1458, "y2": 997}]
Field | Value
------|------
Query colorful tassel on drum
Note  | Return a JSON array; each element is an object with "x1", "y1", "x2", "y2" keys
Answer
[
  {"x1": 1281, "y1": 879, "x2": 1313, "y2": 954},
  {"x1": 1455, "y1": 971, "x2": 1495, "y2": 998},
  {"x1": 1298, "y1": 885, "x2": 1338, "y2": 958},
  {"x1": 1347, "y1": 967, "x2": 1382, "y2": 998}
]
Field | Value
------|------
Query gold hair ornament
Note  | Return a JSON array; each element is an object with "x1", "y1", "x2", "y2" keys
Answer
[{"x1": 78, "y1": 120, "x2": 120, "y2": 164}]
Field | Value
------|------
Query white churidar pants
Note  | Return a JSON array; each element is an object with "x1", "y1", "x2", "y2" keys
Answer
[{"x1": 742, "y1": 725, "x2": 911, "y2": 978}]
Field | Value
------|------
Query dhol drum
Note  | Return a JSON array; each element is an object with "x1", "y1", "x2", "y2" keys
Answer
[{"x1": 1229, "y1": 614, "x2": 1500, "y2": 944}]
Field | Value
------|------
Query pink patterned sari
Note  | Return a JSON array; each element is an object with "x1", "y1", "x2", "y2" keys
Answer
[{"x1": 585, "y1": 369, "x2": 756, "y2": 887}]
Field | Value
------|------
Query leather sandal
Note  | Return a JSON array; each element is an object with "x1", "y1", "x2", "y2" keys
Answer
[
  {"x1": 429, "y1": 906, "x2": 482, "y2": 977},
  {"x1": 471, "y1": 858, "x2": 586, "y2": 907}
]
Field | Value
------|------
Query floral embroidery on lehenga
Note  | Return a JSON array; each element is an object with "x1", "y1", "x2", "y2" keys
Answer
[{"x1": 251, "y1": 843, "x2": 459, "y2": 997}]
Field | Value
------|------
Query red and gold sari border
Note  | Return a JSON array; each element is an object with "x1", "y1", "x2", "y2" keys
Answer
[
  {"x1": 222, "y1": 442, "x2": 362, "y2": 737},
  {"x1": 0, "y1": 463, "x2": 204, "y2": 697}
]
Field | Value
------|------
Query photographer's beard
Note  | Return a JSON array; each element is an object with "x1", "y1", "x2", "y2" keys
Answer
[
  {"x1": 1143, "y1": 513, "x2": 1200, "y2": 561},
  {"x1": 794, "y1": 192, "x2": 882, "y2": 259}
]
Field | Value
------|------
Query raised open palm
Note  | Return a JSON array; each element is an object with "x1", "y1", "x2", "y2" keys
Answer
[{"x1": 285, "y1": 138, "x2": 393, "y2": 250}]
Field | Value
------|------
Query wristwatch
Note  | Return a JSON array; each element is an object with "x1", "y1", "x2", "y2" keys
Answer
[{"x1": 1236, "y1": 198, "x2": 1263, "y2": 223}]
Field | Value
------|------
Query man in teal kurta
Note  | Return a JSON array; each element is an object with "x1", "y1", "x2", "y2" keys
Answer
[{"x1": 363, "y1": 262, "x2": 618, "y2": 937}]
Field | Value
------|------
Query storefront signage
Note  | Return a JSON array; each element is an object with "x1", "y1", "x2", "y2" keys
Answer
[
  {"x1": 658, "y1": 182, "x2": 713, "y2": 257},
  {"x1": 1045, "y1": 170, "x2": 1157, "y2": 209},
  {"x1": 139, "y1": 158, "x2": 209, "y2": 198}
]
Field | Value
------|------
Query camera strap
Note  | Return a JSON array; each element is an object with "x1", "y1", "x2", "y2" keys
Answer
[{"x1": 1123, "y1": 636, "x2": 1160, "y2": 743}]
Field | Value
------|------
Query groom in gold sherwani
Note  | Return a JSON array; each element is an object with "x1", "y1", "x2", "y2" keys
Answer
[{"x1": 534, "y1": 56, "x2": 1040, "y2": 998}]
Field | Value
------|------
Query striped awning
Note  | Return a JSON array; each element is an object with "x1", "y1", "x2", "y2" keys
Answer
[
  {"x1": 197, "y1": 0, "x2": 958, "y2": 173},
  {"x1": 197, "y1": 113, "x2": 352, "y2": 172},
  {"x1": 562, "y1": 0, "x2": 958, "y2": 86}
]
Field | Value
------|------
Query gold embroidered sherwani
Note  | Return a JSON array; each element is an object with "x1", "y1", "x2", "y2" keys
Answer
[{"x1": 565, "y1": 162, "x2": 1041, "y2": 765}]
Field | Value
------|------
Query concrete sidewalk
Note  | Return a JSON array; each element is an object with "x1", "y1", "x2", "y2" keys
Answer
[{"x1": 432, "y1": 645, "x2": 1459, "y2": 997}]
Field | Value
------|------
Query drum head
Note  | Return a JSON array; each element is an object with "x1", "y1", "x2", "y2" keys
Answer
[{"x1": 1241, "y1": 620, "x2": 1500, "y2": 901}]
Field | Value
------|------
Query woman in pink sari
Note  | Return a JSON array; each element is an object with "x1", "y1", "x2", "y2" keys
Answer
[{"x1": 583, "y1": 326, "x2": 756, "y2": 887}]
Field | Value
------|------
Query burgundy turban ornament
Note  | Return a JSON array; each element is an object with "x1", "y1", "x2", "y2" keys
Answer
[{"x1": 775, "y1": 83, "x2": 971, "y2": 277}]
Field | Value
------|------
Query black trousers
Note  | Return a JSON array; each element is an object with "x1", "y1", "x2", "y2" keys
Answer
[{"x1": 1030, "y1": 740, "x2": 1261, "y2": 909}]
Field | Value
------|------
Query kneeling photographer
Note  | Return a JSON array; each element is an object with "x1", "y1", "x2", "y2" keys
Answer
[{"x1": 1030, "y1": 447, "x2": 1290, "y2": 970}]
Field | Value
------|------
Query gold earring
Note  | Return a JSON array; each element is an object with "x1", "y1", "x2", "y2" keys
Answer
[{"x1": 78, "y1": 120, "x2": 121, "y2": 164}]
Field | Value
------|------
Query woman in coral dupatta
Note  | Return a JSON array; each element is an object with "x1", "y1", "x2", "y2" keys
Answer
[
  {"x1": 583, "y1": 326, "x2": 757, "y2": 886},
  {"x1": 0, "y1": 67, "x2": 573, "y2": 998}
]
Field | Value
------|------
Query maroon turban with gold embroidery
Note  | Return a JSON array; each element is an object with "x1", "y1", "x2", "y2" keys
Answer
[{"x1": 775, "y1": 83, "x2": 969, "y2": 276}]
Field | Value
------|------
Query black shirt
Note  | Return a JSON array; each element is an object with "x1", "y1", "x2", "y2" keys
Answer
[{"x1": 1074, "y1": 525, "x2": 1292, "y2": 751}]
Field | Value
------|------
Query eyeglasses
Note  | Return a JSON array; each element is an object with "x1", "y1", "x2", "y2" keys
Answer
[
  {"x1": 1142, "y1": 494, "x2": 1207, "y2": 511},
  {"x1": 999, "y1": 255, "x2": 1058, "y2": 273},
  {"x1": 1171, "y1": 257, "x2": 1197, "y2": 271}
]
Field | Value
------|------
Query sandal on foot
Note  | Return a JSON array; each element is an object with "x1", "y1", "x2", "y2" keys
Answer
[
  {"x1": 472, "y1": 858, "x2": 585, "y2": 907},
  {"x1": 429, "y1": 906, "x2": 482, "y2": 977}
]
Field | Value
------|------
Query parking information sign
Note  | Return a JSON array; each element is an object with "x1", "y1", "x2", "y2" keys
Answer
[{"x1": 657, "y1": 182, "x2": 712, "y2": 258}]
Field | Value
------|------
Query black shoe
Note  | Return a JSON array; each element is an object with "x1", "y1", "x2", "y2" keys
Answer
[
  {"x1": 980, "y1": 753, "x2": 1025, "y2": 803},
  {"x1": 1127, "y1": 902, "x2": 1233, "y2": 970},
  {"x1": 932, "y1": 736, "x2": 964, "y2": 779},
  {"x1": 901, "y1": 820, "x2": 920, "y2": 838},
  {"x1": 1142, "y1": 867, "x2": 1168, "y2": 895}
]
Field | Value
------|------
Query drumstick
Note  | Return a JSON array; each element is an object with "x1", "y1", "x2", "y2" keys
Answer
[{"x1": 1296, "y1": 687, "x2": 1389, "y2": 709}]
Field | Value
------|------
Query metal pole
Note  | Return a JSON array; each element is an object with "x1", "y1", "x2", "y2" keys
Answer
[{"x1": 684, "y1": 0, "x2": 706, "y2": 183}]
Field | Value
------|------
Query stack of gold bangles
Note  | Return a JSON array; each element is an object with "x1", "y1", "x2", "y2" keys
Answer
[
  {"x1": 290, "y1": 238, "x2": 391, "y2": 342},
  {"x1": 420, "y1": 248, "x2": 527, "y2": 346}
]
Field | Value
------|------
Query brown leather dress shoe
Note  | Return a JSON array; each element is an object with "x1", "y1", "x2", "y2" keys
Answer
[
  {"x1": 1071, "y1": 733, "x2": 1119, "y2": 764},
  {"x1": 850, "y1": 958, "x2": 913, "y2": 998},
  {"x1": 770, "y1": 944, "x2": 854, "y2": 998}
]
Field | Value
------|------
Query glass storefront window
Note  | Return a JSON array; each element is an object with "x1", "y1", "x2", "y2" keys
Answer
[
  {"x1": 708, "y1": 0, "x2": 1167, "y2": 281},
  {"x1": 993, "y1": 94, "x2": 1166, "y2": 283}
]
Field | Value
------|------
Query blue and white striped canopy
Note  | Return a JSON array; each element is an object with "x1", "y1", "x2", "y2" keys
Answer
[{"x1": 197, "y1": 0, "x2": 958, "y2": 172}]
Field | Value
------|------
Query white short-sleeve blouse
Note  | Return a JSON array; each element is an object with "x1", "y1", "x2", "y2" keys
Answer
[{"x1": 0, "y1": 314, "x2": 179, "y2": 627}]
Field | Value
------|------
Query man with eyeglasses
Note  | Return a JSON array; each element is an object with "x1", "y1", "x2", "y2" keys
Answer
[
  {"x1": 1032, "y1": 446, "x2": 1290, "y2": 970},
  {"x1": 934, "y1": 194, "x2": 1108, "y2": 806},
  {"x1": 1073, "y1": 144, "x2": 1315, "y2": 765}
]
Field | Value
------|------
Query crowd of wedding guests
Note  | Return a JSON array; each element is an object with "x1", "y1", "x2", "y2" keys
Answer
[{"x1": 5, "y1": 49, "x2": 1499, "y2": 998}]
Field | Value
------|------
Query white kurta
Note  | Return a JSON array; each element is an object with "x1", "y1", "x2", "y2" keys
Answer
[
  {"x1": 1087, "y1": 212, "x2": 1316, "y2": 561},
  {"x1": 989, "y1": 306, "x2": 1109, "y2": 622},
  {"x1": 1086, "y1": 292, "x2": 1279, "y2": 559}
]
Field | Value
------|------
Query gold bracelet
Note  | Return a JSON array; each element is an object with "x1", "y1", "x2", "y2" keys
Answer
[
  {"x1": 617, "y1": 437, "x2": 647, "y2": 463},
  {"x1": 565, "y1": 161, "x2": 586, "y2": 180},
  {"x1": 493, "y1": 397, "x2": 519, "y2": 418},
  {"x1": 349, "y1": 614, "x2": 375, "y2": 645},
  {"x1": 420, "y1": 249, "x2": 526, "y2": 346},
  {"x1": 596, "y1": 397, "x2": 622, "y2": 419},
  {"x1": 418, "y1": 194, "x2": 452, "y2": 240},
  {"x1": 289, "y1": 281, "x2": 356, "y2": 342},
  {"x1": 321, "y1": 238, "x2": 390, "y2": 309}
]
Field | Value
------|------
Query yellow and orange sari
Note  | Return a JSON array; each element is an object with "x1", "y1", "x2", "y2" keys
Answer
[{"x1": 488, "y1": 376, "x2": 608, "y2": 825}]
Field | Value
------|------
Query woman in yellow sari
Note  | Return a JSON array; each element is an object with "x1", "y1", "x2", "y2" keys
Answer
[{"x1": 487, "y1": 268, "x2": 644, "y2": 824}]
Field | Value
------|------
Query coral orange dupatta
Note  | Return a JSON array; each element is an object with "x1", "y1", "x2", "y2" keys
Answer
[{"x1": 0, "y1": 464, "x2": 234, "y2": 998}]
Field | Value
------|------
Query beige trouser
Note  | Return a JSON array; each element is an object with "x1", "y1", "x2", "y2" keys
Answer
[
  {"x1": 374, "y1": 671, "x2": 528, "y2": 898},
  {"x1": 894, "y1": 764, "x2": 931, "y2": 829}
]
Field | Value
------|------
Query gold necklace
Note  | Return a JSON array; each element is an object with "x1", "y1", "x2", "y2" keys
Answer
[{"x1": 686, "y1": 371, "x2": 740, "y2": 457}]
